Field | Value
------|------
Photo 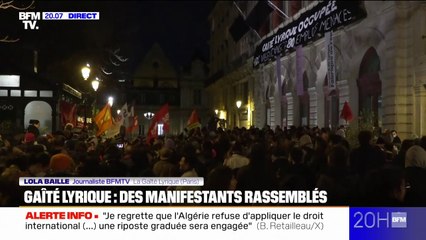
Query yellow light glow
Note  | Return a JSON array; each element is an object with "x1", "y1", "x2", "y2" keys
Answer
[
  {"x1": 236, "y1": 100, "x2": 242, "y2": 109},
  {"x1": 219, "y1": 110, "x2": 226, "y2": 120},
  {"x1": 91, "y1": 78, "x2": 100, "y2": 91},
  {"x1": 81, "y1": 64, "x2": 91, "y2": 80}
]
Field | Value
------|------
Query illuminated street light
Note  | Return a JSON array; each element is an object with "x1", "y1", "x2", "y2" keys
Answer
[
  {"x1": 236, "y1": 100, "x2": 242, "y2": 109},
  {"x1": 91, "y1": 77, "x2": 100, "y2": 91},
  {"x1": 144, "y1": 112, "x2": 155, "y2": 119},
  {"x1": 108, "y1": 96, "x2": 114, "y2": 106},
  {"x1": 215, "y1": 109, "x2": 219, "y2": 115},
  {"x1": 81, "y1": 63, "x2": 91, "y2": 80}
]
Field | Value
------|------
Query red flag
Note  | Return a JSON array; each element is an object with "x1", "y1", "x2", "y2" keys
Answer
[
  {"x1": 340, "y1": 101, "x2": 353, "y2": 123},
  {"x1": 127, "y1": 115, "x2": 139, "y2": 133},
  {"x1": 146, "y1": 103, "x2": 169, "y2": 143},
  {"x1": 187, "y1": 109, "x2": 201, "y2": 131},
  {"x1": 59, "y1": 101, "x2": 77, "y2": 127}
]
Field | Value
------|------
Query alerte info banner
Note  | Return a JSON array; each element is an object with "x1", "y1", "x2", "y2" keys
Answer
[{"x1": 0, "y1": 207, "x2": 426, "y2": 239}]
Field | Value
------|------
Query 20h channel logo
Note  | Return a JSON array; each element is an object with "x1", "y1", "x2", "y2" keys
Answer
[{"x1": 353, "y1": 211, "x2": 407, "y2": 229}]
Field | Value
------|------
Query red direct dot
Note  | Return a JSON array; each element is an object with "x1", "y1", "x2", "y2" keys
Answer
[{"x1": 95, "y1": 215, "x2": 98, "y2": 218}]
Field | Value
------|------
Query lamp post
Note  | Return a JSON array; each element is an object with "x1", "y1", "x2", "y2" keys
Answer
[
  {"x1": 108, "y1": 96, "x2": 114, "y2": 107},
  {"x1": 81, "y1": 64, "x2": 91, "y2": 127},
  {"x1": 81, "y1": 64, "x2": 91, "y2": 81},
  {"x1": 144, "y1": 112, "x2": 155, "y2": 119},
  {"x1": 236, "y1": 100, "x2": 242, "y2": 128},
  {"x1": 91, "y1": 77, "x2": 99, "y2": 91},
  {"x1": 143, "y1": 112, "x2": 155, "y2": 136},
  {"x1": 91, "y1": 77, "x2": 100, "y2": 118},
  {"x1": 81, "y1": 63, "x2": 101, "y2": 129}
]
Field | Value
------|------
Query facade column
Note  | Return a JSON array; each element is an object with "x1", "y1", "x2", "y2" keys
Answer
[
  {"x1": 308, "y1": 87, "x2": 318, "y2": 127},
  {"x1": 269, "y1": 96, "x2": 275, "y2": 127},
  {"x1": 286, "y1": 92, "x2": 294, "y2": 127},
  {"x1": 413, "y1": 78, "x2": 426, "y2": 137}
]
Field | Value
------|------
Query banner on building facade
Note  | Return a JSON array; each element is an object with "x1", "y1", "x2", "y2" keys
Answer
[
  {"x1": 325, "y1": 31, "x2": 336, "y2": 90},
  {"x1": 59, "y1": 101, "x2": 77, "y2": 127},
  {"x1": 253, "y1": 0, "x2": 367, "y2": 68}
]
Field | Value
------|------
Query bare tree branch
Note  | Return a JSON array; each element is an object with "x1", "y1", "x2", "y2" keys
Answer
[
  {"x1": 109, "y1": 55, "x2": 120, "y2": 66},
  {"x1": 1, "y1": 0, "x2": 35, "y2": 42},
  {"x1": 0, "y1": 0, "x2": 35, "y2": 10},
  {"x1": 0, "y1": 35, "x2": 19, "y2": 43},
  {"x1": 111, "y1": 48, "x2": 128, "y2": 62}
]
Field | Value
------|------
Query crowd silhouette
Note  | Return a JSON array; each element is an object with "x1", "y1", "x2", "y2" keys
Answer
[{"x1": 1, "y1": 124, "x2": 425, "y2": 206}]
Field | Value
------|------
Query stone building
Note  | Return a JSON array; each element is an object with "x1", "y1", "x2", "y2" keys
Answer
[
  {"x1": 128, "y1": 43, "x2": 209, "y2": 135},
  {"x1": 207, "y1": 1, "x2": 426, "y2": 139}
]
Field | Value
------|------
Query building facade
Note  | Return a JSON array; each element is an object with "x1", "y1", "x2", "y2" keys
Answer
[
  {"x1": 128, "y1": 43, "x2": 209, "y2": 135},
  {"x1": 207, "y1": 1, "x2": 426, "y2": 139}
]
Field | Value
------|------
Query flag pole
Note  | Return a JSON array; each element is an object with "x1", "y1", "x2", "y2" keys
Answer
[{"x1": 232, "y1": 1, "x2": 261, "y2": 40}]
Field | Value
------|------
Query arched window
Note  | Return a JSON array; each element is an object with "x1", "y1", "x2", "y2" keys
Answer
[
  {"x1": 24, "y1": 101, "x2": 52, "y2": 134},
  {"x1": 357, "y1": 47, "x2": 382, "y2": 127}
]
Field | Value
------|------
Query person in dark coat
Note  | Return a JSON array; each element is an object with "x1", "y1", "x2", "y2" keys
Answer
[
  {"x1": 27, "y1": 119, "x2": 40, "y2": 138},
  {"x1": 350, "y1": 130, "x2": 385, "y2": 177}
]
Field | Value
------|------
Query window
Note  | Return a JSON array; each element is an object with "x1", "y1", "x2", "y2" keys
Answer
[
  {"x1": 0, "y1": 75, "x2": 20, "y2": 87},
  {"x1": 24, "y1": 90, "x2": 37, "y2": 97},
  {"x1": 168, "y1": 94, "x2": 176, "y2": 104},
  {"x1": 358, "y1": 47, "x2": 382, "y2": 127},
  {"x1": 302, "y1": 1, "x2": 313, "y2": 8},
  {"x1": 0, "y1": 89, "x2": 7, "y2": 96},
  {"x1": 211, "y1": 18, "x2": 215, "y2": 32},
  {"x1": 193, "y1": 89, "x2": 201, "y2": 105},
  {"x1": 282, "y1": 1, "x2": 289, "y2": 17},
  {"x1": 141, "y1": 93, "x2": 146, "y2": 104},
  {"x1": 290, "y1": 1, "x2": 302, "y2": 16},
  {"x1": 157, "y1": 123, "x2": 164, "y2": 136},
  {"x1": 159, "y1": 94, "x2": 165, "y2": 104},
  {"x1": 242, "y1": 82, "x2": 248, "y2": 104},
  {"x1": 39, "y1": 90, "x2": 53, "y2": 97},
  {"x1": 10, "y1": 90, "x2": 21, "y2": 97}
]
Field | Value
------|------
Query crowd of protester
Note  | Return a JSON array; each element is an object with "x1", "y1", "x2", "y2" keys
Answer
[{"x1": 0, "y1": 121, "x2": 425, "y2": 206}]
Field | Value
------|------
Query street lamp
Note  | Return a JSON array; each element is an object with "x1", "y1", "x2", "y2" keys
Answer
[
  {"x1": 235, "y1": 100, "x2": 242, "y2": 128},
  {"x1": 81, "y1": 63, "x2": 91, "y2": 128},
  {"x1": 81, "y1": 63, "x2": 91, "y2": 80},
  {"x1": 143, "y1": 112, "x2": 155, "y2": 136},
  {"x1": 108, "y1": 96, "x2": 114, "y2": 107},
  {"x1": 215, "y1": 109, "x2": 219, "y2": 115},
  {"x1": 144, "y1": 112, "x2": 155, "y2": 120},
  {"x1": 91, "y1": 77, "x2": 100, "y2": 91}
]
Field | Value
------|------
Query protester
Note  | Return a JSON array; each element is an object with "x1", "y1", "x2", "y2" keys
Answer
[
  {"x1": 27, "y1": 119, "x2": 40, "y2": 138},
  {"x1": 1, "y1": 123, "x2": 425, "y2": 207}
]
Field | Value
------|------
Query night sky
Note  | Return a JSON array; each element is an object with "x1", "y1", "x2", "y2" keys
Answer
[{"x1": 0, "y1": 0, "x2": 214, "y2": 90}]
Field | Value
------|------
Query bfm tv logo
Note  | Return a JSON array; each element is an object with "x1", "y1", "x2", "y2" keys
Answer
[
  {"x1": 18, "y1": 12, "x2": 40, "y2": 30},
  {"x1": 353, "y1": 211, "x2": 407, "y2": 228}
]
